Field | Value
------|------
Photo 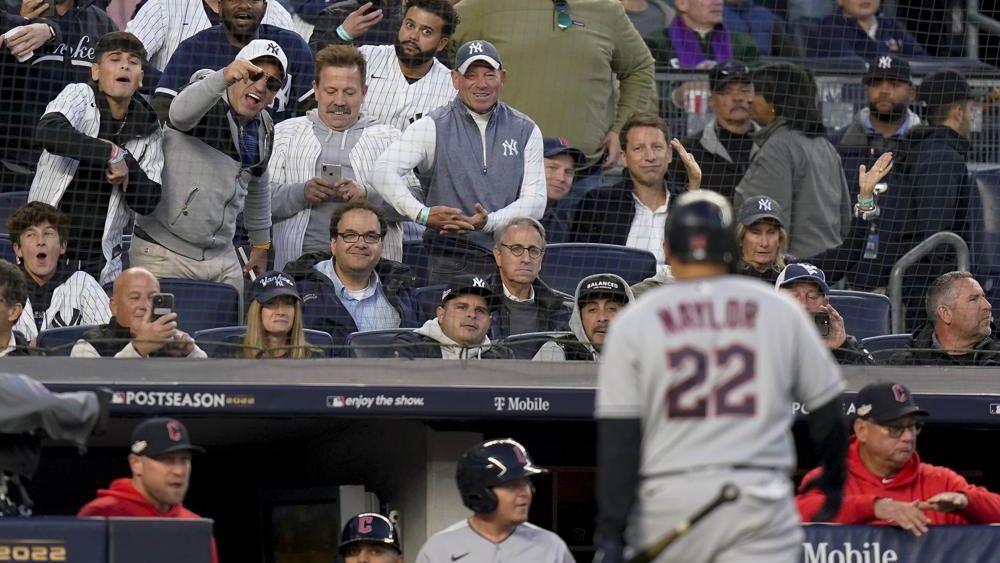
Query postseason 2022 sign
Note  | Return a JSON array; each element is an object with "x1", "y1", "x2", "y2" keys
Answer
[{"x1": 802, "y1": 524, "x2": 1000, "y2": 563}]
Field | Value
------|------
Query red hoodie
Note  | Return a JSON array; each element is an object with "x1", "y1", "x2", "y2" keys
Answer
[
  {"x1": 797, "y1": 438, "x2": 1000, "y2": 525},
  {"x1": 78, "y1": 478, "x2": 219, "y2": 563}
]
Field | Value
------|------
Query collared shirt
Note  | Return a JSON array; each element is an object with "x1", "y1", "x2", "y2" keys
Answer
[
  {"x1": 627, "y1": 194, "x2": 669, "y2": 265},
  {"x1": 502, "y1": 281, "x2": 535, "y2": 303},
  {"x1": 318, "y1": 260, "x2": 401, "y2": 331}
]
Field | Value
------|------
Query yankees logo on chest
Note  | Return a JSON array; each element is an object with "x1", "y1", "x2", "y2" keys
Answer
[{"x1": 501, "y1": 138, "x2": 518, "y2": 156}]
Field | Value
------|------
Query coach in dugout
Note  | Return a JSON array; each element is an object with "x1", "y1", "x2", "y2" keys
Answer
[
  {"x1": 797, "y1": 381, "x2": 1000, "y2": 535},
  {"x1": 79, "y1": 417, "x2": 218, "y2": 563}
]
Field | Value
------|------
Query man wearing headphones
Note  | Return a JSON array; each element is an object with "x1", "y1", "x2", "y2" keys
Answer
[
  {"x1": 337, "y1": 512, "x2": 403, "y2": 563},
  {"x1": 414, "y1": 438, "x2": 574, "y2": 562}
]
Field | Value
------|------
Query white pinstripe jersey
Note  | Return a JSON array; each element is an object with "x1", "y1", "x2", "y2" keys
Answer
[
  {"x1": 126, "y1": 0, "x2": 295, "y2": 71},
  {"x1": 15, "y1": 271, "x2": 111, "y2": 341},
  {"x1": 29, "y1": 84, "x2": 165, "y2": 286},
  {"x1": 358, "y1": 44, "x2": 456, "y2": 131}
]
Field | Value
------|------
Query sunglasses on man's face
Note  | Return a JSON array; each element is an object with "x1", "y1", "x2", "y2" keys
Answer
[{"x1": 248, "y1": 70, "x2": 283, "y2": 93}]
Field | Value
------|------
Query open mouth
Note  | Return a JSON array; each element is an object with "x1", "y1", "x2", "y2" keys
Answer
[
  {"x1": 115, "y1": 76, "x2": 131, "y2": 84},
  {"x1": 233, "y1": 12, "x2": 254, "y2": 24},
  {"x1": 245, "y1": 92, "x2": 262, "y2": 107}
]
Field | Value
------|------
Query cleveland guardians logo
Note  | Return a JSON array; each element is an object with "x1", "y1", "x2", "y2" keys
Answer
[
  {"x1": 167, "y1": 420, "x2": 184, "y2": 441},
  {"x1": 892, "y1": 383, "x2": 908, "y2": 403},
  {"x1": 357, "y1": 515, "x2": 374, "y2": 534}
]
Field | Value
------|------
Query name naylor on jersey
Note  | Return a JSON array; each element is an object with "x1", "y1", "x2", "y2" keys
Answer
[
  {"x1": 658, "y1": 299, "x2": 759, "y2": 333},
  {"x1": 112, "y1": 390, "x2": 251, "y2": 409}
]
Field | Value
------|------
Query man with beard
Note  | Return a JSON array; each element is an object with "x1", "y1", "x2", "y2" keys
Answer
[
  {"x1": 153, "y1": 0, "x2": 314, "y2": 122},
  {"x1": 29, "y1": 31, "x2": 163, "y2": 285}
]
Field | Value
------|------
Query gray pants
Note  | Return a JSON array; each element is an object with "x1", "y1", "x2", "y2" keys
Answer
[
  {"x1": 426, "y1": 250, "x2": 497, "y2": 286},
  {"x1": 634, "y1": 470, "x2": 802, "y2": 563}
]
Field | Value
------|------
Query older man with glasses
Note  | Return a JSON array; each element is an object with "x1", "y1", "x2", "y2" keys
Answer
[{"x1": 797, "y1": 381, "x2": 1000, "y2": 534}]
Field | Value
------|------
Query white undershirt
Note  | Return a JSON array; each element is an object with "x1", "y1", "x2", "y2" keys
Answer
[{"x1": 627, "y1": 194, "x2": 669, "y2": 266}]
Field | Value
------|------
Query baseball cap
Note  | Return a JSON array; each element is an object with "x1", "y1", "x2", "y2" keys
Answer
[
  {"x1": 739, "y1": 195, "x2": 785, "y2": 227},
  {"x1": 455, "y1": 40, "x2": 502, "y2": 74},
  {"x1": 130, "y1": 418, "x2": 204, "y2": 457},
  {"x1": 918, "y1": 69, "x2": 973, "y2": 109},
  {"x1": 577, "y1": 274, "x2": 629, "y2": 305},
  {"x1": 775, "y1": 263, "x2": 829, "y2": 294},
  {"x1": 236, "y1": 39, "x2": 288, "y2": 76},
  {"x1": 543, "y1": 137, "x2": 585, "y2": 165},
  {"x1": 441, "y1": 274, "x2": 498, "y2": 309},
  {"x1": 863, "y1": 55, "x2": 911, "y2": 85},
  {"x1": 709, "y1": 61, "x2": 751, "y2": 93},
  {"x1": 249, "y1": 271, "x2": 300, "y2": 305},
  {"x1": 855, "y1": 382, "x2": 929, "y2": 423}
]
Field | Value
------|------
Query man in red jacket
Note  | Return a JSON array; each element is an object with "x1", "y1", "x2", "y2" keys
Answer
[
  {"x1": 78, "y1": 417, "x2": 217, "y2": 563},
  {"x1": 797, "y1": 381, "x2": 1000, "y2": 536}
]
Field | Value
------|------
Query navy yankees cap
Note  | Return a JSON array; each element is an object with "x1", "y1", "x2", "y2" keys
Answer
[
  {"x1": 863, "y1": 55, "x2": 912, "y2": 85},
  {"x1": 456, "y1": 40, "x2": 502, "y2": 74},
  {"x1": 130, "y1": 418, "x2": 204, "y2": 458},
  {"x1": 543, "y1": 137, "x2": 585, "y2": 164},
  {"x1": 249, "y1": 271, "x2": 301, "y2": 305},
  {"x1": 441, "y1": 274, "x2": 498, "y2": 309},
  {"x1": 739, "y1": 195, "x2": 785, "y2": 227},
  {"x1": 776, "y1": 263, "x2": 829, "y2": 294},
  {"x1": 855, "y1": 382, "x2": 929, "y2": 423}
]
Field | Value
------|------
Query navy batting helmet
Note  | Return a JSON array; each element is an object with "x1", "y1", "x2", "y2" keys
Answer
[
  {"x1": 665, "y1": 191, "x2": 739, "y2": 268},
  {"x1": 455, "y1": 438, "x2": 548, "y2": 513},
  {"x1": 338, "y1": 513, "x2": 401, "y2": 555}
]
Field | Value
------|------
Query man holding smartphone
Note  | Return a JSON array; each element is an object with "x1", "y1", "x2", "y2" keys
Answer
[{"x1": 776, "y1": 263, "x2": 874, "y2": 365}]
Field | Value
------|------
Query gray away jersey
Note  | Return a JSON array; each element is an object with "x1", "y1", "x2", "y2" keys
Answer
[
  {"x1": 597, "y1": 276, "x2": 844, "y2": 476},
  {"x1": 415, "y1": 519, "x2": 576, "y2": 563}
]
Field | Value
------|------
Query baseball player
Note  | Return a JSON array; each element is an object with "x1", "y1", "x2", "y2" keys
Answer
[
  {"x1": 593, "y1": 191, "x2": 849, "y2": 563},
  {"x1": 415, "y1": 438, "x2": 574, "y2": 563},
  {"x1": 337, "y1": 512, "x2": 403, "y2": 563}
]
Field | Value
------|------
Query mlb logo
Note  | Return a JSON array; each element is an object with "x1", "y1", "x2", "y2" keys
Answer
[
  {"x1": 990, "y1": 403, "x2": 1000, "y2": 415},
  {"x1": 327, "y1": 396, "x2": 346, "y2": 408},
  {"x1": 112, "y1": 391, "x2": 126, "y2": 405}
]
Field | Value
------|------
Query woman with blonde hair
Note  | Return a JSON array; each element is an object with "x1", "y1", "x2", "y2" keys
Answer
[
  {"x1": 736, "y1": 194, "x2": 790, "y2": 283},
  {"x1": 241, "y1": 271, "x2": 315, "y2": 359}
]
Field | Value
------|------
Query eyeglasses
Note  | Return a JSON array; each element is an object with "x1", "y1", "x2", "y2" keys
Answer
[
  {"x1": 553, "y1": 0, "x2": 572, "y2": 31},
  {"x1": 337, "y1": 231, "x2": 383, "y2": 244},
  {"x1": 500, "y1": 243, "x2": 544, "y2": 259},
  {"x1": 878, "y1": 421, "x2": 923, "y2": 438},
  {"x1": 249, "y1": 71, "x2": 283, "y2": 93}
]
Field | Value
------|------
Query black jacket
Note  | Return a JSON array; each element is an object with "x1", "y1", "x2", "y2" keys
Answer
[
  {"x1": 284, "y1": 251, "x2": 418, "y2": 352},
  {"x1": 79, "y1": 318, "x2": 179, "y2": 357},
  {"x1": 487, "y1": 274, "x2": 571, "y2": 341},
  {"x1": 4, "y1": 331, "x2": 32, "y2": 356},
  {"x1": 571, "y1": 175, "x2": 679, "y2": 245},
  {"x1": 888, "y1": 322, "x2": 1000, "y2": 366},
  {"x1": 668, "y1": 121, "x2": 755, "y2": 200},
  {"x1": 833, "y1": 334, "x2": 875, "y2": 365},
  {"x1": 737, "y1": 261, "x2": 782, "y2": 284},
  {"x1": 391, "y1": 331, "x2": 515, "y2": 360}
]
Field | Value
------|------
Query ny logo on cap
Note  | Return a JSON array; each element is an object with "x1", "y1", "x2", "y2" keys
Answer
[
  {"x1": 266, "y1": 42, "x2": 280, "y2": 55},
  {"x1": 167, "y1": 420, "x2": 183, "y2": 442},
  {"x1": 502, "y1": 139, "x2": 519, "y2": 156},
  {"x1": 469, "y1": 41, "x2": 484, "y2": 54},
  {"x1": 800, "y1": 264, "x2": 821, "y2": 275},
  {"x1": 892, "y1": 383, "x2": 908, "y2": 403},
  {"x1": 472, "y1": 276, "x2": 486, "y2": 288},
  {"x1": 878, "y1": 56, "x2": 892, "y2": 69},
  {"x1": 357, "y1": 515, "x2": 374, "y2": 534},
  {"x1": 262, "y1": 274, "x2": 289, "y2": 287},
  {"x1": 758, "y1": 199, "x2": 772, "y2": 211}
]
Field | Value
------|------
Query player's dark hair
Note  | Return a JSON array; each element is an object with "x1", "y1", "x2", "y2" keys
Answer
[
  {"x1": 6, "y1": 202, "x2": 68, "y2": 245},
  {"x1": 315, "y1": 45, "x2": 368, "y2": 87},
  {"x1": 619, "y1": 113, "x2": 671, "y2": 152},
  {"x1": 405, "y1": 0, "x2": 460, "y2": 37},
  {"x1": 752, "y1": 63, "x2": 826, "y2": 138},
  {"x1": 926, "y1": 270, "x2": 975, "y2": 321},
  {"x1": 0, "y1": 259, "x2": 28, "y2": 308},
  {"x1": 926, "y1": 100, "x2": 965, "y2": 127},
  {"x1": 94, "y1": 31, "x2": 147, "y2": 62},
  {"x1": 330, "y1": 201, "x2": 388, "y2": 240}
]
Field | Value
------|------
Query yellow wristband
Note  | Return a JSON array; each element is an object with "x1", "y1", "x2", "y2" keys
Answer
[{"x1": 251, "y1": 242, "x2": 271, "y2": 250}]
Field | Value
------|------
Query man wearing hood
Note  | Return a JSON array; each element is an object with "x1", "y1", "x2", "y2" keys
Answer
[
  {"x1": 797, "y1": 382, "x2": 1000, "y2": 533},
  {"x1": 849, "y1": 69, "x2": 979, "y2": 331},
  {"x1": 29, "y1": 31, "x2": 163, "y2": 285},
  {"x1": 78, "y1": 417, "x2": 218, "y2": 563},
  {"x1": 270, "y1": 44, "x2": 413, "y2": 270},
  {"x1": 533, "y1": 273, "x2": 633, "y2": 362},
  {"x1": 393, "y1": 274, "x2": 514, "y2": 359}
]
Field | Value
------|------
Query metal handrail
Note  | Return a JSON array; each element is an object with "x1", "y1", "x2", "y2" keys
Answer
[
  {"x1": 968, "y1": 0, "x2": 1000, "y2": 60},
  {"x1": 888, "y1": 232, "x2": 970, "y2": 333}
]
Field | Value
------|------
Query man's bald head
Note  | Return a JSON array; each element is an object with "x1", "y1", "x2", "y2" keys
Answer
[{"x1": 110, "y1": 268, "x2": 159, "y2": 328}]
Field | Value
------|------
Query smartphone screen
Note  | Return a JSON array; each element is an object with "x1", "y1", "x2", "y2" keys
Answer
[{"x1": 151, "y1": 293, "x2": 175, "y2": 322}]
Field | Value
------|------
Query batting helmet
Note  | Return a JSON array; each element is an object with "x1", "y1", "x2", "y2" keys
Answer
[
  {"x1": 338, "y1": 513, "x2": 401, "y2": 555},
  {"x1": 665, "y1": 191, "x2": 739, "y2": 268},
  {"x1": 455, "y1": 438, "x2": 548, "y2": 513}
]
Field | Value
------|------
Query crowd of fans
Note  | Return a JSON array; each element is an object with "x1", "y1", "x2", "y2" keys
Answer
[{"x1": 0, "y1": 0, "x2": 996, "y2": 364}]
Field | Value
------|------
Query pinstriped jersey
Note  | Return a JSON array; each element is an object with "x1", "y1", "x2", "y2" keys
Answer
[
  {"x1": 597, "y1": 276, "x2": 844, "y2": 475},
  {"x1": 15, "y1": 270, "x2": 110, "y2": 340},
  {"x1": 358, "y1": 44, "x2": 456, "y2": 132}
]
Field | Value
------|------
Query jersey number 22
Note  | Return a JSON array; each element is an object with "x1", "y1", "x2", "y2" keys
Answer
[{"x1": 665, "y1": 344, "x2": 756, "y2": 419}]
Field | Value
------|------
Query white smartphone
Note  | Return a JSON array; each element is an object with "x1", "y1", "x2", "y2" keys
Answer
[
  {"x1": 321, "y1": 163, "x2": 342, "y2": 183},
  {"x1": 237, "y1": 247, "x2": 256, "y2": 282}
]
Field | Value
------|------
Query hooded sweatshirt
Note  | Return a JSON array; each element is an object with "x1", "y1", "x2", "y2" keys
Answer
[
  {"x1": 533, "y1": 273, "x2": 635, "y2": 361},
  {"x1": 797, "y1": 438, "x2": 1000, "y2": 525},
  {"x1": 78, "y1": 478, "x2": 219, "y2": 563},
  {"x1": 411, "y1": 317, "x2": 497, "y2": 360}
]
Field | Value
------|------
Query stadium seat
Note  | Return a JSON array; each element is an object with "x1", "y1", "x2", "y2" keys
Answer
[
  {"x1": 500, "y1": 331, "x2": 574, "y2": 360},
  {"x1": 0, "y1": 191, "x2": 28, "y2": 233},
  {"x1": 402, "y1": 240, "x2": 429, "y2": 287},
  {"x1": 346, "y1": 328, "x2": 414, "y2": 358},
  {"x1": 0, "y1": 234, "x2": 14, "y2": 262},
  {"x1": 972, "y1": 169, "x2": 1000, "y2": 276},
  {"x1": 157, "y1": 278, "x2": 241, "y2": 334},
  {"x1": 413, "y1": 284, "x2": 447, "y2": 324},
  {"x1": 539, "y1": 243, "x2": 657, "y2": 295},
  {"x1": 828, "y1": 290, "x2": 891, "y2": 341},
  {"x1": 862, "y1": 334, "x2": 911, "y2": 362},
  {"x1": 37, "y1": 325, "x2": 98, "y2": 356},
  {"x1": 193, "y1": 326, "x2": 335, "y2": 358}
]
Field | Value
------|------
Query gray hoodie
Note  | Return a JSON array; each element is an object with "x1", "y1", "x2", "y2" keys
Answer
[
  {"x1": 413, "y1": 318, "x2": 497, "y2": 360},
  {"x1": 533, "y1": 273, "x2": 636, "y2": 361}
]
